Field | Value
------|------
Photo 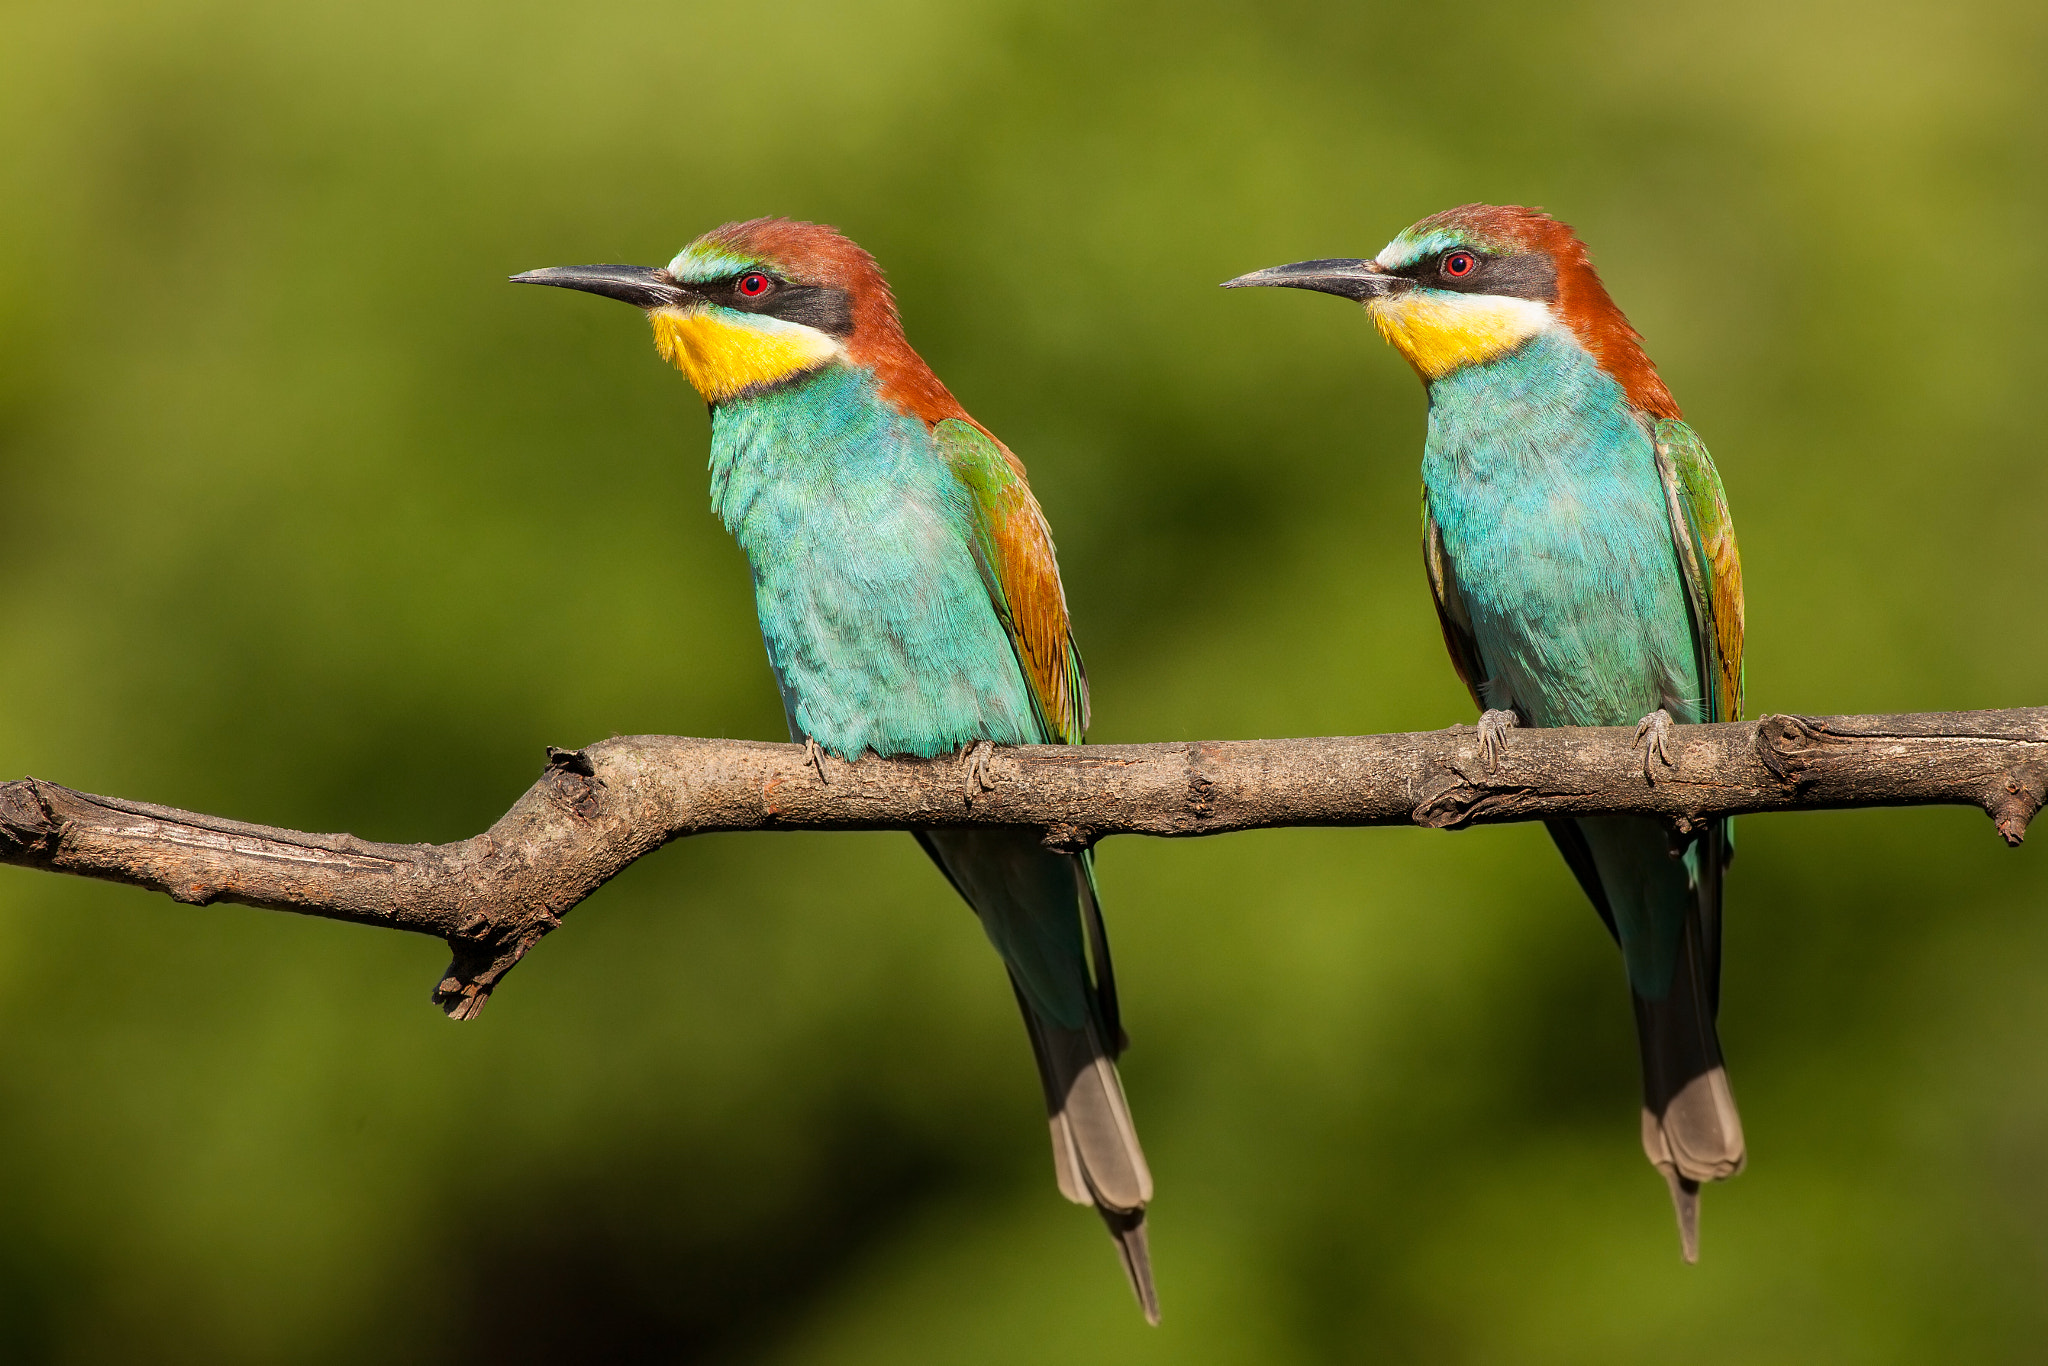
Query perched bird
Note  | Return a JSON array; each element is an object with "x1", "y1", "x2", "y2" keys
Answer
[
  {"x1": 513, "y1": 220, "x2": 1157, "y2": 1318},
  {"x1": 1225, "y1": 205, "x2": 1746, "y2": 1259}
]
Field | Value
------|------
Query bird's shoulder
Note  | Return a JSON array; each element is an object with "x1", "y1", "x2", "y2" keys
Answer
[
  {"x1": 1651, "y1": 417, "x2": 1744, "y2": 720},
  {"x1": 930, "y1": 417, "x2": 1088, "y2": 745}
]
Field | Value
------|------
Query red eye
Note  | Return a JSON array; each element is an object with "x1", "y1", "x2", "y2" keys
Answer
[
  {"x1": 737, "y1": 272, "x2": 772, "y2": 297},
  {"x1": 1441, "y1": 250, "x2": 1478, "y2": 279}
]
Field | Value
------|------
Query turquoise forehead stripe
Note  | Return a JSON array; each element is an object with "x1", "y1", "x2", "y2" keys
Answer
[
  {"x1": 1377, "y1": 226, "x2": 1485, "y2": 270},
  {"x1": 666, "y1": 244, "x2": 760, "y2": 281}
]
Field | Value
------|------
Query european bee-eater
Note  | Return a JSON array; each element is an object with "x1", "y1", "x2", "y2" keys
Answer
[
  {"x1": 513, "y1": 220, "x2": 1157, "y2": 1318},
  {"x1": 1226, "y1": 205, "x2": 1746, "y2": 1259}
]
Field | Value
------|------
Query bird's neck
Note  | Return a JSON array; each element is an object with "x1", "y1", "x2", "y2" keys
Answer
[{"x1": 1423, "y1": 329, "x2": 1649, "y2": 480}]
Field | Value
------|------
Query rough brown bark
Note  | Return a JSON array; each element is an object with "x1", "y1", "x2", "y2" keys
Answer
[{"x1": 0, "y1": 709, "x2": 2039, "y2": 1019}]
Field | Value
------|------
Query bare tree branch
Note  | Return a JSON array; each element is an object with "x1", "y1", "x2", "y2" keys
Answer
[{"x1": 0, "y1": 710, "x2": 2039, "y2": 1018}]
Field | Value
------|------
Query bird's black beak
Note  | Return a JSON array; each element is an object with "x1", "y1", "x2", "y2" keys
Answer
[
  {"x1": 1220, "y1": 258, "x2": 1405, "y2": 301},
  {"x1": 509, "y1": 264, "x2": 696, "y2": 310}
]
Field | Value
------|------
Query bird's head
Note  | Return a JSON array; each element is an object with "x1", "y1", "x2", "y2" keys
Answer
[
  {"x1": 1224, "y1": 203, "x2": 1676, "y2": 417},
  {"x1": 515, "y1": 218, "x2": 958, "y2": 413}
]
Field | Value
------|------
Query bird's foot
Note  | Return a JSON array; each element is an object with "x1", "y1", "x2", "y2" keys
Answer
[
  {"x1": 1476, "y1": 709, "x2": 1520, "y2": 772},
  {"x1": 961, "y1": 740, "x2": 996, "y2": 804},
  {"x1": 803, "y1": 737, "x2": 829, "y2": 784},
  {"x1": 1633, "y1": 708, "x2": 1676, "y2": 782}
]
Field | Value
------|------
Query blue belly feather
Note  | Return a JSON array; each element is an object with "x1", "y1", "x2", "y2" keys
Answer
[
  {"x1": 708, "y1": 363, "x2": 1042, "y2": 760},
  {"x1": 1424, "y1": 330, "x2": 1700, "y2": 730}
]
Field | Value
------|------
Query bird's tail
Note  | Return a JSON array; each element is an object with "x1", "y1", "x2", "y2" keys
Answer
[
  {"x1": 1555, "y1": 816, "x2": 1744, "y2": 1260},
  {"x1": 1011, "y1": 975, "x2": 1158, "y2": 1322},
  {"x1": 1632, "y1": 926, "x2": 1744, "y2": 1261},
  {"x1": 917, "y1": 830, "x2": 1157, "y2": 1321},
  {"x1": 1632, "y1": 827, "x2": 1744, "y2": 1262}
]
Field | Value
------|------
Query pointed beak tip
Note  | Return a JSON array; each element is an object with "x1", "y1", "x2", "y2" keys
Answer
[
  {"x1": 509, "y1": 267, "x2": 573, "y2": 288},
  {"x1": 504, "y1": 264, "x2": 687, "y2": 309},
  {"x1": 1219, "y1": 259, "x2": 1392, "y2": 302}
]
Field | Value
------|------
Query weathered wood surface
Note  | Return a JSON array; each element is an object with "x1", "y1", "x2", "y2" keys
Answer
[{"x1": 0, "y1": 709, "x2": 2038, "y2": 1018}]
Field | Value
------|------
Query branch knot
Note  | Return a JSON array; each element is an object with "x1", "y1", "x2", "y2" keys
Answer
[
  {"x1": 544, "y1": 747, "x2": 605, "y2": 819},
  {"x1": 1988, "y1": 766, "x2": 2046, "y2": 848},
  {"x1": 0, "y1": 778, "x2": 64, "y2": 858},
  {"x1": 1756, "y1": 713, "x2": 1839, "y2": 787},
  {"x1": 1185, "y1": 744, "x2": 1216, "y2": 819}
]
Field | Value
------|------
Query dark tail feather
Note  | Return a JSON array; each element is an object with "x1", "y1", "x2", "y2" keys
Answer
[
  {"x1": 1011, "y1": 978, "x2": 1157, "y2": 1320},
  {"x1": 916, "y1": 830, "x2": 1156, "y2": 1318},
  {"x1": 1633, "y1": 897, "x2": 1744, "y2": 1261},
  {"x1": 1562, "y1": 816, "x2": 1743, "y2": 1258},
  {"x1": 1099, "y1": 1205, "x2": 1159, "y2": 1325},
  {"x1": 1075, "y1": 855, "x2": 1127, "y2": 1055}
]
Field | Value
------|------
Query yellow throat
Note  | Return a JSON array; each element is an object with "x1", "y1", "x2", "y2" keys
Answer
[
  {"x1": 649, "y1": 308, "x2": 843, "y2": 402},
  {"x1": 1366, "y1": 291, "x2": 1553, "y2": 380}
]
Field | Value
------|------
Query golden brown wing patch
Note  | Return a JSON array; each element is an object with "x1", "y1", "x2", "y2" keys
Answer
[{"x1": 934, "y1": 418, "x2": 1088, "y2": 745}]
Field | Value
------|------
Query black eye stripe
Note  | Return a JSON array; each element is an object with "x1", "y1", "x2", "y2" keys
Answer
[
  {"x1": 678, "y1": 272, "x2": 855, "y2": 338},
  {"x1": 684, "y1": 273, "x2": 855, "y2": 339},
  {"x1": 1395, "y1": 249, "x2": 1559, "y2": 302},
  {"x1": 771, "y1": 285, "x2": 855, "y2": 338},
  {"x1": 699, "y1": 271, "x2": 781, "y2": 300}
]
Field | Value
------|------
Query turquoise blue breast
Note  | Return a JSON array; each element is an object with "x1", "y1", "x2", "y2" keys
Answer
[
  {"x1": 1423, "y1": 329, "x2": 1701, "y2": 728},
  {"x1": 707, "y1": 362, "x2": 1042, "y2": 759}
]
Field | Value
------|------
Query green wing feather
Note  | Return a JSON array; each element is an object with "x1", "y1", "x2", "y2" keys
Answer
[
  {"x1": 1654, "y1": 418, "x2": 1744, "y2": 1014},
  {"x1": 932, "y1": 417, "x2": 1089, "y2": 746},
  {"x1": 1652, "y1": 419, "x2": 1745, "y2": 724},
  {"x1": 1423, "y1": 492, "x2": 1489, "y2": 713}
]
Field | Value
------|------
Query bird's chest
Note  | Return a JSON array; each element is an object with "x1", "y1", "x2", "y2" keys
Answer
[
  {"x1": 711, "y1": 391, "x2": 955, "y2": 607},
  {"x1": 1422, "y1": 337, "x2": 1698, "y2": 726},
  {"x1": 704, "y1": 375, "x2": 1036, "y2": 757}
]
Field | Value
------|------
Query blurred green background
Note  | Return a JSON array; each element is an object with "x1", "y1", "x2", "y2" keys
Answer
[{"x1": 0, "y1": 0, "x2": 2044, "y2": 1359}]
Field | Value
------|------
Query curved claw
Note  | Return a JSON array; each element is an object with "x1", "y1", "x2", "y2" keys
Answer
[
  {"x1": 1477, "y1": 709, "x2": 1520, "y2": 772},
  {"x1": 961, "y1": 740, "x2": 996, "y2": 804},
  {"x1": 1634, "y1": 709, "x2": 1676, "y2": 782},
  {"x1": 803, "y1": 737, "x2": 830, "y2": 785}
]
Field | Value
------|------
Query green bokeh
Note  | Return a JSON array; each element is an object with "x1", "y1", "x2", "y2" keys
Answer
[{"x1": 1, "y1": 0, "x2": 2043, "y2": 1359}]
